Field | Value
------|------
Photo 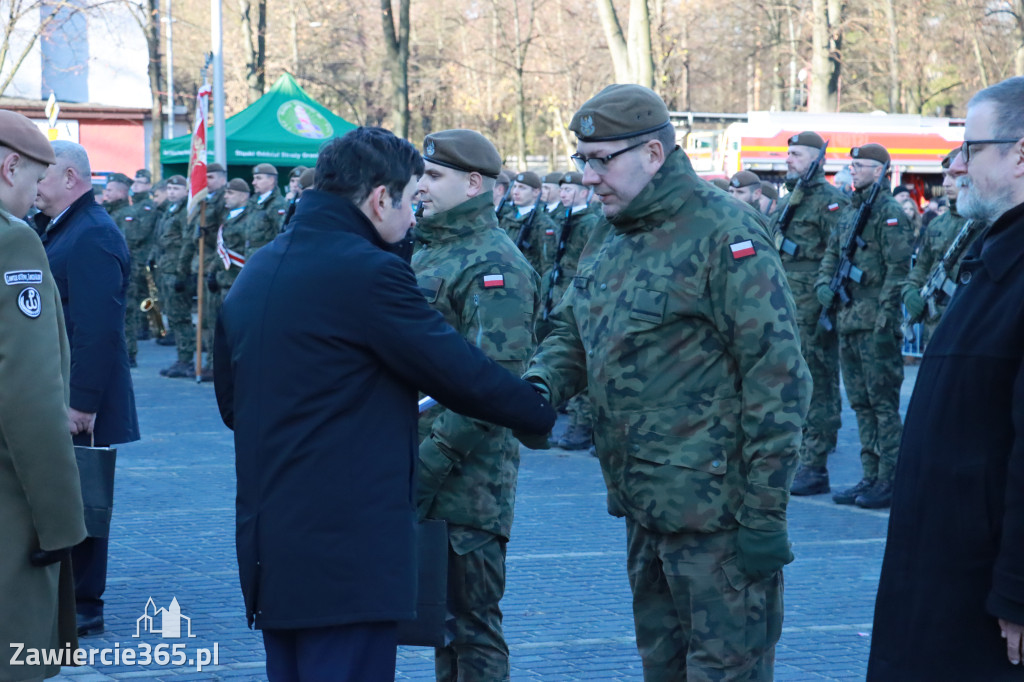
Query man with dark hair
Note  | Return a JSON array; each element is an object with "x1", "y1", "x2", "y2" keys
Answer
[
  {"x1": 214, "y1": 127, "x2": 556, "y2": 682},
  {"x1": 869, "y1": 76, "x2": 1024, "y2": 680}
]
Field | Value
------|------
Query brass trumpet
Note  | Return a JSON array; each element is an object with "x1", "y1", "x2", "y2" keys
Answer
[{"x1": 140, "y1": 264, "x2": 167, "y2": 337}]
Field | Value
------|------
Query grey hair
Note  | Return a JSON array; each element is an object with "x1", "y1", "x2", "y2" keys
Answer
[
  {"x1": 968, "y1": 76, "x2": 1024, "y2": 143},
  {"x1": 51, "y1": 140, "x2": 91, "y2": 178},
  {"x1": 626, "y1": 122, "x2": 678, "y2": 155}
]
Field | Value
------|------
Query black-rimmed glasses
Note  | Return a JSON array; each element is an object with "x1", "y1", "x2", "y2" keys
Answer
[
  {"x1": 960, "y1": 138, "x2": 1021, "y2": 163},
  {"x1": 571, "y1": 140, "x2": 647, "y2": 174}
]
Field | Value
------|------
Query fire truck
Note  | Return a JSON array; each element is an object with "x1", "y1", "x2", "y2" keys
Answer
[{"x1": 681, "y1": 111, "x2": 965, "y2": 198}]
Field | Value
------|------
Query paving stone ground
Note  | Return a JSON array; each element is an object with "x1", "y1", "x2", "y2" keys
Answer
[{"x1": 53, "y1": 340, "x2": 918, "y2": 681}]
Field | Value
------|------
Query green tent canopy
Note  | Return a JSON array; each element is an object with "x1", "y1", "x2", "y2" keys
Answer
[{"x1": 159, "y1": 72, "x2": 357, "y2": 174}]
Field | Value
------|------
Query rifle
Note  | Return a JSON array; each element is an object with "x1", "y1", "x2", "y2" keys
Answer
[
  {"x1": 543, "y1": 205, "x2": 575, "y2": 322},
  {"x1": 900, "y1": 219, "x2": 978, "y2": 341},
  {"x1": 774, "y1": 140, "x2": 829, "y2": 257},
  {"x1": 515, "y1": 195, "x2": 544, "y2": 254},
  {"x1": 495, "y1": 181, "x2": 513, "y2": 216},
  {"x1": 818, "y1": 160, "x2": 891, "y2": 332}
]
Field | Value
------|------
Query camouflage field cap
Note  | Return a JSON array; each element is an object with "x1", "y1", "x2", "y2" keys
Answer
[
  {"x1": 299, "y1": 168, "x2": 315, "y2": 189},
  {"x1": 226, "y1": 178, "x2": 251, "y2": 194},
  {"x1": 569, "y1": 84, "x2": 671, "y2": 142},
  {"x1": 134, "y1": 169, "x2": 152, "y2": 181},
  {"x1": 166, "y1": 175, "x2": 187, "y2": 186},
  {"x1": 760, "y1": 181, "x2": 779, "y2": 200},
  {"x1": 0, "y1": 110, "x2": 56, "y2": 165},
  {"x1": 422, "y1": 129, "x2": 502, "y2": 179},
  {"x1": 543, "y1": 172, "x2": 562, "y2": 184},
  {"x1": 851, "y1": 143, "x2": 890, "y2": 165},
  {"x1": 107, "y1": 172, "x2": 132, "y2": 187},
  {"x1": 289, "y1": 165, "x2": 307, "y2": 180},
  {"x1": 788, "y1": 131, "x2": 825, "y2": 149},
  {"x1": 559, "y1": 171, "x2": 584, "y2": 186},
  {"x1": 729, "y1": 170, "x2": 760, "y2": 188},
  {"x1": 514, "y1": 171, "x2": 541, "y2": 189},
  {"x1": 252, "y1": 163, "x2": 278, "y2": 176},
  {"x1": 941, "y1": 148, "x2": 960, "y2": 169},
  {"x1": 207, "y1": 162, "x2": 226, "y2": 174}
]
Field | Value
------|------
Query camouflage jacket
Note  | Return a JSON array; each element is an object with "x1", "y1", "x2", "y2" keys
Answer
[
  {"x1": 413, "y1": 193, "x2": 540, "y2": 540},
  {"x1": 180, "y1": 189, "x2": 227, "y2": 276},
  {"x1": 104, "y1": 198, "x2": 133, "y2": 236},
  {"x1": 498, "y1": 204, "x2": 558, "y2": 275},
  {"x1": 153, "y1": 199, "x2": 188, "y2": 278},
  {"x1": 524, "y1": 149, "x2": 810, "y2": 536},
  {"x1": 770, "y1": 170, "x2": 849, "y2": 281},
  {"x1": 902, "y1": 204, "x2": 981, "y2": 299},
  {"x1": 815, "y1": 186, "x2": 914, "y2": 334},
  {"x1": 542, "y1": 203, "x2": 601, "y2": 311},
  {"x1": 237, "y1": 199, "x2": 279, "y2": 260},
  {"x1": 253, "y1": 188, "x2": 288, "y2": 234},
  {"x1": 213, "y1": 206, "x2": 251, "y2": 290},
  {"x1": 125, "y1": 191, "x2": 160, "y2": 260}
]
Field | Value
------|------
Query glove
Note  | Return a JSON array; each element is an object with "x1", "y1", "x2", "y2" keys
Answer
[
  {"x1": 206, "y1": 271, "x2": 220, "y2": 293},
  {"x1": 416, "y1": 436, "x2": 458, "y2": 519},
  {"x1": 735, "y1": 525, "x2": 793, "y2": 581},
  {"x1": 173, "y1": 278, "x2": 186, "y2": 293},
  {"x1": 514, "y1": 379, "x2": 552, "y2": 450},
  {"x1": 903, "y1": 289, "x2": 925, "y2": 320},
  {"x1": 29, "y1": 547, "x2": 70, "y2": 567},
  {"x1": 815, "y1": 285, "x2": 835, "y2": 308}
]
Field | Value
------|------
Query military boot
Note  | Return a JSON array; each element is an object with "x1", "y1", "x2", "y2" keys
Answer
[
  {"x1": 162, "y1": 361, "x2": 193, "y2": 378},
  {"x1": 558, "y1": 422, "x2": 593, "y2": 450},
  {"x1": 832, "y1": 478, "x2": 876, "y2": 505},
  {"x1": 855, "y1": 480, "x2": 893, "y2": 509},
  {"x1": 156, "y1": 332, "x2": 176, "y2": 346},
  {"x1": 790, "y1": 465, "x2": 830, "y2": 496}
]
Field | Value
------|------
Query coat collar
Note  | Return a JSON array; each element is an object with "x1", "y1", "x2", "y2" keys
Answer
[
  {"x1": 972, "y1": 200, "x2": 1024, "y2": 283},
  {"x1": 291, "y1": 189, "x2": 391, "y2": 251},
  {"x1": 414, "y1": 193, "x2": 496, "y2": 245},
  {"x1": 41, "y1": 188, "x2": 97, "y2": 235},
  {"x1": 609, "y1": 148, "x2": 696, "y2": 234}
]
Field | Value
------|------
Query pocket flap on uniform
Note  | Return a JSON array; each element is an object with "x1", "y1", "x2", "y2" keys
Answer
[
  {"x1": 629, "y1": 287, "x2": 667, "y2": 325},
  {"x1": 417, "y1": 275, "x2": 444, "y2": 303},
  {"x1": 573, "y1": 274, "x2": 591, "y2": 290}
]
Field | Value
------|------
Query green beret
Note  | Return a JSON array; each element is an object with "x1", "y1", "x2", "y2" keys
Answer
[
  {"x1": 569, "y1": 84, "x2": 671, "y2": 142},
  {"x1": 253, "y1": 163, "x2": 278, "y2": 176},
  {"x1": 107, "y1": 172, "x2": 132, "y2": 187},
  {"x1": 0, "y1": 110, "x2": 56, "y2": 165},
  {"x1": 729, "y1": 170, "x2": 760, "y2": 188},
  {"x1": 206, "y1": 162, "x2": 226, "y2": 174},
  {"x1": 226, "y1": 178, "x2": 251, "y2": 194},
  {"x1": 788, "y1": 131, "x2": 825, "y2": 149},
  {"x1": 423, "y1": 129, "x2": 502, "y2": 179},
  {"x1": 760, "y1": 181, "x2": 778, "y2": 200},
  {"x1": 134, "y1": 168, "x2": 151, "y2": 181},
  {"x1": 941, "y1": 148, "x2": 960, "y2": 169},
  {"x1": 559, "y1": 172, "x2": 584, "y2": 186},
  {"x1": 496, "y1": 171, "x2": 511, "y2": 186},
  {"x1": 289, "y1": 165, "x2": 307, "y2": 179},
  {"x1": 299, "y1": 168, "x2": 315, "y2": 189},
  {"x1": 514, "y1": 171, "x2": 541, "y2": 190},
  {"x1": 710, "y1": 178, "x2": 730, "y2": 191},
  {"x1": 166, "y1": 175, "x2": 187, "y2": 186},
  {"x1": 851, "y1": 144, "x2": 890, "y2": 165},
  {"x1": 543, "y1": 172, "x2": 562, "y2": 184}
]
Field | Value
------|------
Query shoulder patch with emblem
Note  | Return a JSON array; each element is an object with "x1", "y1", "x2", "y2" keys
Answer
[
  {"x1": 482, "y1": 274, "x2": 505, "y2": 288},
  {"x1": 5, "y1": 270, "x2": 43, "y2": 286},
  {"x1": 828, "y1": 203, "x2": 839, "y2": 211},
  {"x1": 17, "y1": 287, "x2": 41, "y2": 318},
  {"x1": 730, "y1": 240, "x2": 755, "y2": 260}
]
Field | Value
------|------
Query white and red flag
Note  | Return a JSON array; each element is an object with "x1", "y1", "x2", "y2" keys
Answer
[{"x1": 187, "y1": 82, "x2": 212, "y2": 213}]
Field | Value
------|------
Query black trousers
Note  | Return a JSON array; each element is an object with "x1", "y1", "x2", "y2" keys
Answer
[
  {"x1": 262, "y1": 621, "x2": 398, "y2": 682},
  {"x1": 72, "y1": 536, "x2": 108, "y2": 618}
]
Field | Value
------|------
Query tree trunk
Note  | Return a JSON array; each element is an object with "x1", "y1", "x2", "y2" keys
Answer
[
  {"x1": 511, "y1": 0, "x2": 528, "y2": 170},
  {"x1": 1016, "y1": 0, "x2": 1024, "y2": 76},
  {"x1": 808, "y1": 0, "x2": 830, "y2": 111},
  {"x1": 145, "y1": 0, "x2": 163, "y2": 176},
  {"x1": 239, "y1": 0, "x2": 266, "y2": 103},
  {"x1": 628, "y1": 0, "x2": 654, "y2": 88},
  {"x1": 594, "y1": 0, "x2": 630, "y2": 83},
  {"x1": 380, "y1": 0, "x2": 410, "y2": 138},
  {"x1": 882, "y1": 0, "x2": 900, "y2": 112}
]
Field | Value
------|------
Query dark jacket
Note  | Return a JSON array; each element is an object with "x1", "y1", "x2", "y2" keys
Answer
[
  {"x1": 213, "y1": 190, "x2": 555, "y2": 630},
  {"x1": 868, "y1": 201, "x2": 1024, "y2": 680},
  {"x1": 40, "y1": 189, "x2": 140, "y2": 447}
]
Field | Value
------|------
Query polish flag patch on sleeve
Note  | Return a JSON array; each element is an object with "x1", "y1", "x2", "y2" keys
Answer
[
  {"x1": 828, "y1": 203, "x2": 840, "y2": 211},
  {"x1": 886, "y1": 218, "x2": 899, "y2": 225},
  {"x1": 483, "y1": 274, "x2": 505, "y2": 288},
  {"x1": 730, "y1": 240, "x2": 755, "y2": 259}
]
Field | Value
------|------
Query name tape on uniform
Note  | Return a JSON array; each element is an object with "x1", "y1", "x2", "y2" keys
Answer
[
  {"x1": 730, "y1": 240, "x2": 755, "y2": 260},
  {"x1": 5, "y1": 270, "x2": 43, "y2": 286}
]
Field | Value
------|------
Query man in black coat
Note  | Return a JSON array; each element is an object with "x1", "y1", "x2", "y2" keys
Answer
[
  {"x1": 868, "y1": 76, "x2": 1024, "y2": 679},
  {"x1": 35, "y1": 140, "x2": 140, "y2": 637},
  {"x1": 214, "y1": 127, "x2": 556, "y2": 682}
]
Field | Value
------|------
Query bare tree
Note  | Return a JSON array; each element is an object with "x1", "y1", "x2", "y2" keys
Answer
[
  {"x1": 809, "y1": 0, "x2": 843, "y2": 111},
  {"x1": 239, "y1": 0, "x2": 267, "y2": 103},
  {"x1": 594, "y1": 0, "x2": 654, "y2": 88},
  {"x1": 380, "y1": 0, "x2": 410, "y2": 138}
]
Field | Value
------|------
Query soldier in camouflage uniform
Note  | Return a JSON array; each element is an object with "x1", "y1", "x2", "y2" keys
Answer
[
  {"x1": 250, "y1": 163, "x2": 289, "y2": 233},
  {"x1": 727, "y1": 170, "x2": 764, "y2": 211},
  {"x1": 770, "y1": 132, "x2": 850, "y2": 496},
  {"x1": 101, "y1": 173, "x2": 133, "y2": 234},
  {"x1": 414, "y1": 129, "x2": 540, "y2": 682},
  {"x1": 152, "y1": 175, "x2": 195, "y2": 378},
  {"x1": 123, "y1": 170, "x2": 161, "y2": 363},
  {"x1": 541, "y1": 171, "x2": 564, "y2": 222},
  {"x1": 759, "y1": 181, "x2": 778, "y2": 216},
  {"x1": 901, "y1": 148, "x2": 985, "y2": 346},
  {"x1": 493, "y1": 171, "x2": 513, "y2": 219},
  {"x1": 497, "y1": 171, "x2": 557, "y2": 275},
  {"x1": 523, "y1": 85, "x2": 811, "y2": 682},
  {"x1": 815, "y1": 143, "x2": 913, "y2": 509}
]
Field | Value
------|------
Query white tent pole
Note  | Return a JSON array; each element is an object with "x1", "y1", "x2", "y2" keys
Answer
[{"x1": 212, "y1": 0, "x2": 226, "y2": 166}]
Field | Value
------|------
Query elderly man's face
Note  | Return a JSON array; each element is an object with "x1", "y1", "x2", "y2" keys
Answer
[
  {"x1": 951, "y1": 100, "x2": 1023, "y2": 223},
  {"x1": 578, "y1": 139, "x2": 659, "y2": 218},
  {"x1": 35, "y1": 161, "x2": 74, "y2": 217}
]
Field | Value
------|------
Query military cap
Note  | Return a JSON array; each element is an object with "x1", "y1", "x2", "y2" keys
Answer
[
  {"x1": 729, "y1": 170, "x2": 760, "y2": 188},
  {"x1": 0, "y1": 110, "x2": 56, "y2": 165},
  {"x1": 788, "y1": 131, "x2": 825, "y2": 149},
  {"x1": 252, "y1": 163, "x2": 278, "y2": 176},
  {"x1": 569, "y1": 84, "x2": 671, "y2": 142},
  {"x1": 711, "y1": 178, "x2": 730, "y2": 190},
  {"x1": 107, "y1": 172, "x2": 132, "y2": 187},
  {"x1": 760, "y1": 181, "x2": 779, "y2": 200},
  {"x1": 850, "y1": 143, "x2": 890, "y2": 165},
  {"x1": 543, "y1": 172, "x2": 562, "y2": 184},
  {"x1": 166, "y1": 175, "x2": 187, "y2": 186},
  {"x1": 559, "y1": 171, "x2": 584, "y2": 186},
  {"x1": 496, "y1": 171, "x2": 511, "y2": 186},
  {"x1": 422, "y1": 129, "x2": 502, "y2": 179},
  {"x1": 207, "y1": 162, "x2": 226, "y2": 174},
  {"x1": 226, "y1": 178, "x2": 251, "y2": 194},
  {"x1": 514, "y1": 171, "x2": 541, "y2": 190},
  {"x1": 299, "y1": 168, "x2": 315, "y2": 189},
  {"x1": 941, "y1": 148, "x2": 960, "y2": 169},
  {"x1": 134, "y1": 168, "x2": 152, "y2": 181},
  {"x1": 892, "y1": 185, "x2": 911, "y2": 198},
  {"x1": 289, "y1": 165, "x2": 307, "y2": 180},
  {"x1": 152, "y1": 179, "x2": 168, "y2": 191}
]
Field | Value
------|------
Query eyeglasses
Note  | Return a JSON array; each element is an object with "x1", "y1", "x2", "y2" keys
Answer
[
  {"x1": 571, "y1": 140, "x2": 647, "y2": 174},
  {"x1": 959, "y1": 138, "x2": 1020, "y2": 164}
]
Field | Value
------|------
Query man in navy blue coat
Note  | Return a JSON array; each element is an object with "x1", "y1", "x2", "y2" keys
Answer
[
  {"x1": 214, "y1": 127, "x2": 556, "y2": 682},
  {"x1": 35, "y1": 140, "x2": 140, "y2": 637},
  {"x1": 868, "y1": 77, "x2": 1024, "y2": 679}
]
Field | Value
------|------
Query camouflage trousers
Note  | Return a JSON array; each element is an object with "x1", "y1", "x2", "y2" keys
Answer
[
  {"x1": 124, "y1": 262, "x2": 147, "y2": 360},
  {"x1": 838, "y1": 330, "x2": 904, "y2": 482},
  {"x1": 435, "y1": 530, "x2": 509, "y2": 682},
  {"x1": 157, "y1": 273, "x2": 195, "y2": 364},
  {"x1": 566, "y1": 389, "x2": 592, "y2": 429},
  {"x1": 626, "y1": 521, "x2": 782, "y2": 682},
  {"x1": 197, "y1": 285, "x2": 221, "y2": 368}
]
